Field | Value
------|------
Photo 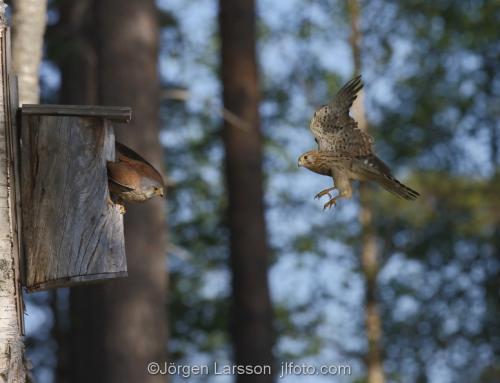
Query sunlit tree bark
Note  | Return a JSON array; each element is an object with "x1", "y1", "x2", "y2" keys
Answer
[
  {"x1": 0, "y1": 3, "x2": 26, "y2": 381},
  {"x1": 347, "y1": 1, "x2": 385, "y2": 382},
  {"x1": 12, "y1": 0, "x2": 47, "y2": 104}
]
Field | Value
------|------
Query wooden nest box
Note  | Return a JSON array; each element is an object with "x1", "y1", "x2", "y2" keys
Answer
[{"x1": 20, "y1": 105, "x2": 131, "y2": 292}]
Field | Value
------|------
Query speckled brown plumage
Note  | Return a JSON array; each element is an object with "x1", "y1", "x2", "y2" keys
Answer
[
  {"x1": 309, "y1": 75, "x2": 373, "y2": 156},
  {"x1": 107, "y1": 141, "x2": 165, "y2": 208},
  {"x1": 298, "y1": 76, "x2": 419, "y2": 209}
]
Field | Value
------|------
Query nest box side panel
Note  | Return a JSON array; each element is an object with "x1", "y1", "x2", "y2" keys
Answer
[{"x1": 21, "y1": 115, "x2": 127, "y2": 291}]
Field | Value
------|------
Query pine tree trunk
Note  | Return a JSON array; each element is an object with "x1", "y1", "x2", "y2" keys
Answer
[
  {"x1": 93, "y1": 2, "x2": 168, "y2": 380},
  {"x1": 11, "y1": 0, "x2": 47, "y2": 104},
  {"x1": 219, "y1": 0, "x2": 275, "y2": 381},
  {"x1": 51, "y1": 3, "x2": 98, "y2": 381},
  {"x1": 347, "y1": 1, "x2": 385, "y2": 382},
  {"x1": 58, "y1": 1, "x2": 169, "y2": 382}
]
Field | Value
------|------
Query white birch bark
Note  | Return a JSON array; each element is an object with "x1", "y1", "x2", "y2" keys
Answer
[
  {"x1": 12, "y1": 0, "x2": 47, "y2": 104},
  {"x1": 0, "y1": 2, "x2": 26, "y2": 381}
]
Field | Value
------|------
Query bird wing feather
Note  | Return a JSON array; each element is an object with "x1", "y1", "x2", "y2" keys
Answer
[
  {"x1": 107, "y1": 161, "x2": 138, "y2": 191},
  {"x1": 108, "y1": 177, "x2": 135, "y2": 192},
  {"x1": 351, "y1": 155, "x2": 419, "y2": 200},
  {"x1": 353, "y1": 154, "x2": 392, "y2": 177},
  {"x1": 115, "y1": 141, "x2": 165, "y2": 186},
  {"x1": 309, "y1": 75, "x2": 373, "y2": 156}
]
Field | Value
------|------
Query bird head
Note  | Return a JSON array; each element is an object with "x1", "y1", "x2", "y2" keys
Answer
[
  {"x1": 156, "y1": 186, "x2": 165, "y2": 198},
  {"x1": 298, "y1": 150, "x2": 320, "y2": 169},
  {"x1": 298, "y1": 150, "x2": 333, "y2": 176},
  {"x1": 141, "y1": 182, "x2": 165, "y2": 199}
]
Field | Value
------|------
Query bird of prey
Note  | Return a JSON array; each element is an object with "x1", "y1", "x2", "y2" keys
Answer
[
  {"x1": 298, "y1": 75, "x2": 419, "y2": 209},
  {"x1": 107, "y1": 141, "x2": 165, "y2": 213}
]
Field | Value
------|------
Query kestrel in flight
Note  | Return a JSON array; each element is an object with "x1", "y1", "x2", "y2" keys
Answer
[{"x1": 298, "y1": 75, "x2": 419, "y2": 209}]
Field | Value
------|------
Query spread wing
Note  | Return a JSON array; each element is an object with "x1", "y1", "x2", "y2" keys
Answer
[{"x1": 309, "y1": 75, "x2": 373, "y2": 156}]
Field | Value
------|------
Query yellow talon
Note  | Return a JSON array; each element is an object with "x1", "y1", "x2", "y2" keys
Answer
[
  {"x1": 108, "y1": 196, "x2": 126, "y2": 214},
  {"x1": 323, "y1": 197, "x2": 337, "y2": 210},
  {"x1": 117, "y1": 204, "x2": 126, "y2": 215},
  {"x1": 314, "y1": 187, "x2": 336, "y2": 200}
]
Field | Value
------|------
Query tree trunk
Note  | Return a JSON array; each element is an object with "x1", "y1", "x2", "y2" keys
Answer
[
  {"x1": 11, "y1": 0, "x2": 47, "y2": 104},
  {"x1": 58, "y1": 0, "x2": 98, "y2": 106},
  {"x1": 219, "y1": 1, "x2": 275, "y2": 382},
  {"x1": 59, "y1": 1, "x2": 169, "y2": 382},
  {"x1": 93, "y1": 2, "x2": 168, "y2": 381},
  {"x1": 0, "y1": 4, "x2": 26, "y2": 381},
  {"x1": 347, "y1": 1, "x2": 385, "y2": 383},
  {"x1": 51, "y1": 4, "x2": 97, "y2": 382}
]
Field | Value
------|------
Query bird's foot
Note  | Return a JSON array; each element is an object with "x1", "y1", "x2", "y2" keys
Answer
[
  {"x1": 323, "y1": 197, "x2": 338, "y2": 210},
  {"x1": 108, "y1": 196, "x2": 126, "y2": 214},
  {"x1": 314, "y1": 187, "x2": 336, "y2": 200},
  {"x1": 117, "y1": 204, "x2": 126, "y2": 215}
]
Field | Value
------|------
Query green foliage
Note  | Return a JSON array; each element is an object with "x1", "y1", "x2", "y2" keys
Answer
[
  {"x1": 164, "y1": 1, "x2": 500, "y2": 380},
  {"x1": 361, "y1": 1, "x2": 500, "y2": 381}
]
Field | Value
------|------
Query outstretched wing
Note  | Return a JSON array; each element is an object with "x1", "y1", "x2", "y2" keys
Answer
[{"x1": 309, "y1": 75, "x2": 373, "y2": 156}]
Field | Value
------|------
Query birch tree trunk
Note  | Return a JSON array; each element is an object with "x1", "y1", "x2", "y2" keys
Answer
[
  {"x1": 0, "y1": 95, "x2": 25, "y2": 378},
  {"x1": 0, "y1": 3, "x2": 27, "y2": 381},
  {"x1": 347, "y1": 1, "x2": 386, "y2": 382},
  {"x1": 12, "y1": 0, "x2": 47, "y2": 104}
]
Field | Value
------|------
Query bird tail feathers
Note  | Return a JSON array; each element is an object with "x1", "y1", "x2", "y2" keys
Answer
[
  {"x1": 352, "y1": 156, "x2": 419, "y2": 200},
  {"x1": 377, "y1": 174, "x2": 420, "y2": 200}
]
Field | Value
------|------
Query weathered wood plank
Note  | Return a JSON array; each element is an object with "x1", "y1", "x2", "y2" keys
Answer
[
  {"x1": 21, "y1": 114, "x2": 127, "y2": 292},
  {"x1": 21, "y1": 104, "x2": 132, "y2": 122},
  {"x1": 6, "y1": 74, "x2": 24, "y2": 332}
]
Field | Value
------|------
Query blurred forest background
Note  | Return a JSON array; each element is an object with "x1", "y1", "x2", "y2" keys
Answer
[{"x1": 12, "y1": 0, "x2": 500, "y2": 382}]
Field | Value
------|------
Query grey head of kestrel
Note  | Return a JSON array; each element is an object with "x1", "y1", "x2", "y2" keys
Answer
[{"x1": 107, "y1": 141, "x2": 165, "y2": 205}]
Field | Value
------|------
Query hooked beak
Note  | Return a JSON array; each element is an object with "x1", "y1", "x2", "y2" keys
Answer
[{"x1": 157, "y1": 187, "x2": 165, "y2": 198}]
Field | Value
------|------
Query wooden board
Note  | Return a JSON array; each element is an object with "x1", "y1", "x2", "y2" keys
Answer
[
  {"x1": 21, "y1": 104, "x2": 132, "y2": 123},
  {"x1": 21, "y1": 114, "x2": 127, "y2": 292}
]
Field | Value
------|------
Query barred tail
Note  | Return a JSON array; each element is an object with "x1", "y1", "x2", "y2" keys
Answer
[
  {"x1": 352, "y1": 155, "x2": 420, "y2": 200},
  {"x1": 377, "y1": 174, "x2": 420, "y2": 200}
]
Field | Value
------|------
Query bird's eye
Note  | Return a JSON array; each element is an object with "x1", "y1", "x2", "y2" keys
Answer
[{"x1": 304, "y1": 155, "x2": 308, "y2": 160}]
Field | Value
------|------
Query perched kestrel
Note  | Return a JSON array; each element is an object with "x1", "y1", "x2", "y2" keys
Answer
[
  {"x1": 107, "y1": 141, "x2": 165, "y2": 211},
  {"x1": 298, "y1": 75, "x2": 419, "y2": 209}
]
